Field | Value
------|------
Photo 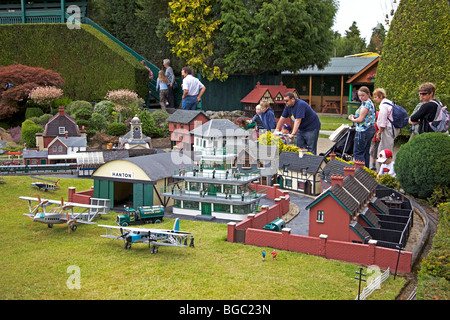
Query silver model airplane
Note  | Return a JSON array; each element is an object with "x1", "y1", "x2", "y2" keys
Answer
[
  {"x1": 30, "y1": 176, "x2": 60, "y2": 191},
  {"x1": 98, "y1": 219, "x2": 195, "y2": 254},
  {"x1": 20, "y1": 195, "x2": 109, "y2": 232}
]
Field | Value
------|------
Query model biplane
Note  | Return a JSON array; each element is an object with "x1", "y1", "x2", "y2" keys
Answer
[
  {"x1": 98, "y1": 218, "x2": 195, "y2": 254},
  {"x1": 30, "y1": 176, "x2": 60, "y2": 191},
  {"x1": 20, "y1": 195, "x2": 109, "y2": 232}
]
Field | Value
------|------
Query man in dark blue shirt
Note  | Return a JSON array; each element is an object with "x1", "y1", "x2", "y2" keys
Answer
[{"x1": 275, "y1": 92, "x2": 321, "y2": 154}]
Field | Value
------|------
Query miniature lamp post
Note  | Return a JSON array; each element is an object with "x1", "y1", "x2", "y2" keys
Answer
[
  {"x1": 394, "y1": 244, "x2": 405, "y2": 280},
  {"x1": 354, "y1": 267, "x2": 366, "y2": 300}
]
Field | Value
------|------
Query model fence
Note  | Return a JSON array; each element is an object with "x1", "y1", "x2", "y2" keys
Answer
[{"x1": 355, "y1": 267, "x2": 390, "y2": 300}]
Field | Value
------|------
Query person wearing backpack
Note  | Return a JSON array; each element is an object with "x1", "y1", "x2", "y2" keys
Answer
[
  {"x1": 373, "y1": 88, "x2": 400, "y2": 162},
  {"x1": 409, "y1": 82, "x2": 439, "y2": 134}
]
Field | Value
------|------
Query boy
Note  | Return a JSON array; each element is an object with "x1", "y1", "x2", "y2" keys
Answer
[
  {"x1": 377, "y1": 149, "x2": 396, "y2": 178},
  {"x1": 279, "y1": 123, "x2": 293, "y2": 144},
  {"x1": 248, "y1": 105, "x2": 265, "y2": 130}
]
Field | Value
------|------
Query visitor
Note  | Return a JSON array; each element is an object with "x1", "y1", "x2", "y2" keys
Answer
[
  {"x1": 163, "y1": 59, "x2": 176, "y2": 109},
  {"x1": 408, "y1": 82, "x2": 439, "y2": 134},
  {"x1": 377, "y1": 149, "x2": 396, "y2": 178},
  {"x1": 279, "y1": 123, "x2": 292, "y2": 144},
  {"x1": 373, "y1": 88, "x2": 400, "y2": 169},
  {"x1": 348, "y1": 86, "x2": 376, "y2": 168},
  {"x1": 260, "y1": 101, "x2": 277, "y2": 131},
  {"x1": 247, "y1": 104, "x2": 265, "y2": 130},
  {"x1": 181, "y1": 67, "x2": 206, "y2": 110},
  {"x1": 275, "y1": 92, "x2": 321, "y2": 155},
  {"x1": 155, "y1": 70, "x2": 169, "y2": 111}
]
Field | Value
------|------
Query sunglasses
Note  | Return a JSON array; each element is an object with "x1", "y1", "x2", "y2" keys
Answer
[{"x1": 419, "y1": 92, "x2": 429, "y2": 96}]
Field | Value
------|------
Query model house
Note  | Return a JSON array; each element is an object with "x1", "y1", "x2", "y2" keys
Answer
[
  {"x1": 166, "y1": 110, "x2": 210, "y2": 156},
  {"x1": 24, "y1": 106, "x2": 87, "y2": 165},
  {"x1": 240, "y1": 82, "x2": 300, "y2": 118},
  {"x1": 277, "y1": 149, "x2": 326, "y2": 195},
  {"x1": 190, "y1": 119, "x2": 249, "y2": 168}
]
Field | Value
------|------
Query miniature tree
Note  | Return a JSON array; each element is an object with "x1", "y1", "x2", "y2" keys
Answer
[
  {"x1": 28, "y1": 86, "x2": 64, "y2": 114},
  {"x1": 105, "y1": 89, "x2": 140, "y2": 122},
  {"x1": 0, "y1": 64, "x2": 65, "y2": 119},
  {"x1": 395, "y1": 132, "x2": 450, "y2": 199},
  {"x1": 21, "y1": 119, "x2": 43, "y2": 148}
]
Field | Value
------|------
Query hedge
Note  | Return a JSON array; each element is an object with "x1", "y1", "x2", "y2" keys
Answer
[
  {"x1": 0, "y1": 24, "x2": 148, "y2": 102},
  {"x1": 375, "y1": 0, "x2": 450, "y2": 112},
  {"x1": 417, "y1": 202, "x2": 450, "y2": 300}
]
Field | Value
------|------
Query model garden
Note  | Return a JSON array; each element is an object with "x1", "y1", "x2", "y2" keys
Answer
[{"x1": 0, "y1": 0, "x2": 449, "y2": 302}]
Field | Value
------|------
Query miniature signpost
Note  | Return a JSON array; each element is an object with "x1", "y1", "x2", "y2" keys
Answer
[{"x1": 354, "y1": 267, "x2": 366, "y2": 300}]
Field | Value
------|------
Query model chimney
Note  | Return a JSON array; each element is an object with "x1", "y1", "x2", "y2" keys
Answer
[
  {"x1": 59, "y1": 106, "x2": 65, "y2": 116},
  {"x1": 354, "y1": 160, "x2": 365, "y2": 170},
  {"x1": 344, "y1": 166, "x2": 355, "y2": 177},
  {"x1": 298, "y1": 148, "x2": 307, "y2": 158},
  {"x1": 330, "y1": 174, "x2": 344, "y2": 187},
  {"x1": 330, "y1": 152, "x2": 336, "y2": 161}
]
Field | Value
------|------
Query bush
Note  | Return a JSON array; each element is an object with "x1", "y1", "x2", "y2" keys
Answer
[
  {"x1": 93, "y1": 100, "x2": 114, "y2": 118},
  {"x1": 107, "y1": 122, "x2": 127, "y2": 136},
  {"x1": 138, "y1": 110, "x2": 162, "y2": 138},
  {"x1": 89, "y1": 113, "x2": 108, "y2": 132},
  {"x1": 25, "y1": 107, "x2": 44, "y2": 119},
  {"x1": 21, "y1": 119, "x2": 43, "y2": 148},
  {"x1": 73, "y1": 107, "x2": 93, "y2": 121},
  {"x1": 66, "y1": 100, "x2": 92, "y2": 116},
  {"x1": 395, "y1": 132, "x2": 450, "y2": 198},
  {"x1": 417, "y1": 202, "x2": 450, "y2": 300}
]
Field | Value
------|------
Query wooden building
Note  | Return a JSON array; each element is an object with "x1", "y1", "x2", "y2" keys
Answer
[{"x1": 281, "y1": 54, "x2": 380, "y2": 115}]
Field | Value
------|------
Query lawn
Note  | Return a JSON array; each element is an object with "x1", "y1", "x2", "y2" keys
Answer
[
  {"x1": 0, "y1": 175, "x2": 406, "y2": 300},
  {"x1": 318, "y1": 115, "x2": 352, "y2": 131}
]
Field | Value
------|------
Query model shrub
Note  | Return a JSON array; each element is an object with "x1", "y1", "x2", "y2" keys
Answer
[
  {"x1": 417, "y1": 202, "x2": 450, "y2": 300},
  {"x1": 375, "y1": 0, "x2": 450, "y2": 111},
  {"x1": 395, "y1": 133, "x2": 450, "y2": 199},
  {"x1": 25, "y1": 107, "x2": 44, "y2": 119},
  {"x1": 93, "y1": 100, "x2": 114, "y2": 118},
  {"x1": 107, "y1": 122, "x2": 127, "y2": 136},
  {"x1": 66, "y1": 100, "x2": 92, "y2": 116},
  {"x1": 21, "y1": 119, "x2": 43, "y2": 148}
]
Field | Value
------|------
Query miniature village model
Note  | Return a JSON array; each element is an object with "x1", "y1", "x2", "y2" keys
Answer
[{"x1": 161, "y1": 119, "x2": 278, "y2": 221}]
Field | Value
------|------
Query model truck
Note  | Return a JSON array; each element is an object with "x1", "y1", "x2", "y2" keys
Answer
[
  {"x1": 262, "y1": 218, "x2": 286, "y2": 232},
  {"x1": 117, "y1": 205, "x2": 164, "y2": 226}
]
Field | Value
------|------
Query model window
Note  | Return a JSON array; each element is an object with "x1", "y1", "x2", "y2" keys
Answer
[
  {"x1": 285, "y1": 179, "x2": 292, "y2": 187},
  {"x1": 58, "y1": 145, "x2": 63, "y2": 152},
  {"x1": 317, "y1": 210, "x2": 324, "y2": 222},
  {"x1": 53, "y1": 146, "x2": 57, "y2": 152},
  {"x1": 59, "y1": 127, "x2": 65, "y2": 134}
]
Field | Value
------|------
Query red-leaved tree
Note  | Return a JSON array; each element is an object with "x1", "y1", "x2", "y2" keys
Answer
[{"x1": 0, "y1": 63, "x2": 65, "y2": 119}]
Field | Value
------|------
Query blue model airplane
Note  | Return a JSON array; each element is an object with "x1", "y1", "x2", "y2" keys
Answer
[
  {"x1": 30, "y1": 176, "x2": 60, "y2": 191},
  {"x1": 98, "y1": 219, "x2": 195, "y2": 254}
]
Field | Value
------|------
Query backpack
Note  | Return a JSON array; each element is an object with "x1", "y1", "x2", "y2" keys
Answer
[
  {"x1": 430, "y1": 100, "x2": 450, "y2": 133},
  {"x1": 386, "y1": 101, "x2": 409, "y2": 135}
]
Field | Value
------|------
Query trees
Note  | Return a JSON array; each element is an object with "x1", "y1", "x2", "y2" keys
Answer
[
  {"x1": 375, "y1": 0, "x2": 450, "y2": 111},
  {"x1": 166, "y1": 0, "x2": 225, "y2": 81},
  {"x1": 218, "y1": 0, "x2": 337, "y2": 75},
  {"x1": 332, "y1": 21, "x2": 367, "y2": 57},
  {"x1": 0, "y1": 64, "x2": 64, "y2": 119}
]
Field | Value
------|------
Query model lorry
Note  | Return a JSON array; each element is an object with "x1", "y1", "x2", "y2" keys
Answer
[
  {"x1": 117, "y1": 205, "x2": 164, "y2": 226},
  {"x1": 262, "y1": 218, "x2": 286, "y2": 232}
]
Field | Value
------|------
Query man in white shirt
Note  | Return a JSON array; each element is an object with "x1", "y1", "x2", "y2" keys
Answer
[{"x1": 181, "y1": 67, "x2": 206, "y2": 110}]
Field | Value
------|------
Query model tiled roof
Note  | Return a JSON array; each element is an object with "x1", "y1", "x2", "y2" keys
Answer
[
  {"x1": 190, "y1": 119, "x2": 248, "y2": 137},
  {"x1": 43, "y1": 106, "x2": 80, "y2": 137},
  {"x1": 240, "y1": 82, "x2": 298, "y2": 104},
  {"x1": 166, "y1": 110, "x2": 209, "y2": 124},
  {"x1": 279, "y1": 151, "x2": 325, "y2": 174}
]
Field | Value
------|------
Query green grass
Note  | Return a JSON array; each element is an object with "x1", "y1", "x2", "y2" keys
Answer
[
  {"x1": 0, "y1": 176, "x2": 406, "y2": 300},
  {"x1": 319, "y1": 115, "x2": 352, "y2": 131}
]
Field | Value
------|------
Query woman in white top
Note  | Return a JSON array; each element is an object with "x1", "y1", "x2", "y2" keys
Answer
[{"x1": 373, "y1": 88, "x2": 399, "y2": 159}]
